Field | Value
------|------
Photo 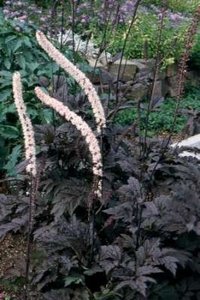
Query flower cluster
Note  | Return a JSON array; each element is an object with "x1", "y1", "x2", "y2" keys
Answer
[
  {"x1": 12, "y1": 28, "x2": 105, "y2": 201},
  {"x1": 75, "y1": 0, "x2": 137, "y2": 26},
  {"x1": 3, "y1": 0, "x2": 51, "y2": 32},
  {"x1": 12, "y1": 72, "x2": 37, "y2": 177},
  {"x1": 35, "y1": 31, "x2": 105, "y2": 199},
  {"x1": 36, "y1": 30, "x2": 106, "y2": 133},
  {"x1": 3, "y1": 0, "x2": 137, "y2": 29}
]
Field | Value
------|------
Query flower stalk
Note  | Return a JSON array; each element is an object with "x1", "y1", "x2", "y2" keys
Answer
[
  {"x1": 12, "y1": 72, "x2": 37, "y2": 300},
  {"x1": 35, "y1": 87, "x2": 103, "y2": 200},
  {"x1": 12, "y1": 72, "x2": 37, "y2": 177},
  {"x1": 36, "y1": 30, "x2": 106, "y2": 133}
]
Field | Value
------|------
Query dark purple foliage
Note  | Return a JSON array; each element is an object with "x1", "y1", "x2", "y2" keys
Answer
[{"x1": 0, "y1": 120, "x2": 200, "y2": 299}]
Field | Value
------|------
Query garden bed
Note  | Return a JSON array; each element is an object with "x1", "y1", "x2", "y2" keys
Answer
[{"x1": 0, "y1": 1, "x2": 200, "y2": 299}]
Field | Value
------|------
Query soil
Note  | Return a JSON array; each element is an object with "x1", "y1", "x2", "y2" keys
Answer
[
  {"x1": 0, "y1": 234, "x2": 27, "y2": 299},
  {"x1": 157, "y1": 131, "x2": 188, "y2": 143}
]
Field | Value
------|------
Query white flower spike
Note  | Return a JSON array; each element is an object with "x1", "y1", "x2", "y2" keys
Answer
[
  {"x1": 12, "y1": 72, "x2": 37, "y2": 177},
  {"x1": 36, "y1": 30, "x2": 106, "y2": 133}
]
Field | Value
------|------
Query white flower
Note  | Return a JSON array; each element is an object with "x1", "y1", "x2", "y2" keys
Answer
[
  {"x1": 36, "y1": 30, "x2": 106, "y2": 133},
  {"x1": 12, "y1": 72, "x2": 37, "y2": 177},
  {"x1": 35, "y1": 87, "x2": 103, "y2": 199}
]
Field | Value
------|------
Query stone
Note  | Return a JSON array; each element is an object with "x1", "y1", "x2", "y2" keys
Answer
[
  {"x1": 99, "y1": 51, "x2": 112, "y2": 65},
  {"x1": 134, "y1": 70, "x2": 152, "y2": 83},
  {"x1": 166, "y1": 63, "x2": 178, "y2": 77},
  {"x1": 87, "y1": 59, "x2": 107, "y2": 84},
  {"x1": 186, "y1": 70, "x2": 200, "y2": 87},
  {"x1": 150, "y1": 80, "x2": 163, "y2": 102},
  {"x1": 133, "y1": 58, "x2": 156, "y2": 74},
  {"x1": 179, "y1": 151, "x2": 200, "y2": 160},
  {"x1": 99, "y1": 69, "x2": 114, "y2": 85},
  {"x1": 134, "y1": 61, "x2": 166, "y2": 82},
  {"x1": 167, "y1": 75, "x2": 179, "y2": 97},
  {"x1": 88, "y1": 58, "x2": 104, "y2": 69},
  {"x1": 151, "y1": 80, "x2": 169, "y2": 102},
  {"x1": 171, "y1": 133, "x2": 200, "y2": 160},
  {"x1": 171, "y1": 134, "x2": 200, "y2": 149},
  {"x1": 156, "y1": 69, "x2": 166, "y2": 81},
  {"x1": 183, "y1": 113, "x2": 200, "y2": 136},
  {"x1": 131, "y1": 59, "x2": 147, "y2": 71},
  {"x1": 58, "y1": 29, "x2": 113, "y2": 62},
  {"x1": 126, "y1": 83, "x2": 148, "y2": 101},
  {"x1": 108, "y1": 59, "x2": 137, "y2": 81},
  {"x1": 115, "y1": 81, "x2": 133, "y2": 92}
]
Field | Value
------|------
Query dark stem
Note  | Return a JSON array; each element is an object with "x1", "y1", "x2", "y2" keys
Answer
[
  {"x1": 115, "y1": 0, "x2": 142, "y2": 107},
  {"x1": 91, "y1": 2, "x2": 120, "y2": 77},
  {"x1": 148, "y1": 5, "x2": 200, "y2": 184},
  {"x1": 24, "y1": 175, "x2": 38, "y2": 300},
  {"x1": 71, "y1": 0, "x2": 76, "y2": 56},
  {"x1": 141, "y1": 5, "x2": 167, "y2": 160}
]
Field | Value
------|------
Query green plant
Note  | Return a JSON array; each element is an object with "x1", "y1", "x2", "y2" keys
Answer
[
  {"x1": 114, "y1": 88, "x2": 200, "y2": 135},
  {"x1": 1, "y1": 122, "x2": 200, "y2": 299},
  {"x1": 0, "y1": 13, "x2": 94, "y2": 176},
  {"x1": 0, "y1": 15, "x2": 52, "y2": 174},
  {"x1": 0, "y1": 277, "x2": 25, "y2": 297},
  {"x1": 93, "y1": 11, "x2": 188, "y2": 66},
  {"x1": 31, "y1": 0, "x2": 49, "y2": 8},
  {"x1": 142, "y1": 0, "x2": 200, "y2": 13},
  {"x1": 190, "y1": 33, "x2": 200, "y2": 68},
  {"x1": 1, "y1": 3, "x2": 200, "y2": 299}
]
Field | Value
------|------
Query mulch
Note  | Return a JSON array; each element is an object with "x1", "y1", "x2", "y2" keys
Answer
[{"x1": 0, "y1": 234, "x2": 27, "y2": 299}]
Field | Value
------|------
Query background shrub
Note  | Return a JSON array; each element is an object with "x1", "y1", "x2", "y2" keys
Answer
[
  {"x1": 114, "y1": 87, "x2": 200, "y2": 135},
  {"x1": 0, "y1": 12, "x2": 89, "y2": 176},
  {"x1": 0, "y1": 1, "x2": 200, "y2": 299},
  {"x1": 95, "y1": 12, "x2": 188, "y2": 65},
  {"x1": 142, "y1": 0, "x2": 200, "y2": 13}
]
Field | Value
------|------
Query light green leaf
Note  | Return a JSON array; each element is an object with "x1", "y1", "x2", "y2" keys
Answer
[
  {"x1": 64, "y1": 275, "x2": 84, "y2": 287},
  {"x1": 17, "y1": 54, "x2": 26, "y2": 69},
  {"x1": 4, "y1": 58, "x2": 11, "y2": 70},
  {"x1": 13, "y1": 39, "x2": 22, "y2": 52},
  {"x1": 0, "y1": 70, "x2": 12, "y2": 78},
  {"x1": 4, "y1": 144, "x2": 22, "y2": 176},
  {"x1": 0, "y1": 125, "x2": 19, "y2": 139},
  {"x1": 0, "y1": 89, "x2": 11, "y2": 102},
  {"x1": 23, "y1": 36, "x2": 32, "y2": 48},
  {"x1": 5, "y1": 35, "x2": 17, "y2": 43},
  {"x1": 42, "y1": 109, "x2": 54, "y2": 124}
]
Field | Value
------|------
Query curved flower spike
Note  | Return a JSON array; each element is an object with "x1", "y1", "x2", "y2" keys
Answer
[
  {"x1": 36, "y1": 30, "x2": 106, "y2": 133},
  {"x1": 35, "y1": 86, "x2": 103, "y2": 199},
  {"x1": 12, "y1": 72, "x2": 37, "y2": 177}
]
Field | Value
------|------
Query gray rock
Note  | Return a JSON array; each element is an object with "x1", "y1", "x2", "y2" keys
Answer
[
  {"x1": 166, "y1": 63, "x2": 178, "y2": 77},
  {"x1": 167, "y1": 75, "x2": 179, "y2": 97},
  {"x1": 108, "y1": 59, "x2": 137, "y2": 82},
  {"x1": 171, "y1": 134, "x2": 200, "y2": 160},
  {"x1": 151, "y1": 80, "x2": 169, "y2": 103},
  {"x1": 126, "y1": 83, "x2": 148, "y2": 101}
]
